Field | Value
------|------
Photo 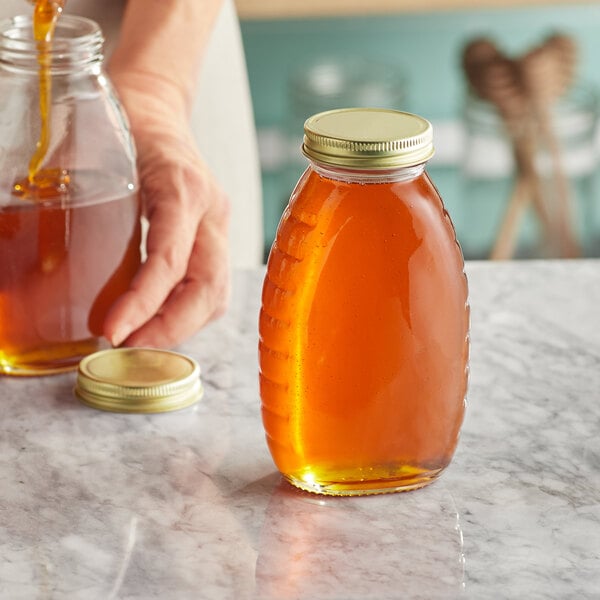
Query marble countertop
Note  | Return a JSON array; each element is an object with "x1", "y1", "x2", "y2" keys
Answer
[{"x1": 1, "y1": 260, "x2": 599, "y2": 599}]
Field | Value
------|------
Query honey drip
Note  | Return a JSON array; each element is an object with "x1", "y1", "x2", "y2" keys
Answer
[{"x1": 12, "y1": 0, "x2": 67, "y2": 200}]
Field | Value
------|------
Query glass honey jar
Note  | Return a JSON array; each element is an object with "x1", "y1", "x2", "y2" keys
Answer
[
  {"x1": 259, "y1": 108, "x2": 470, "y2": 495},
  {"x1": 0, "y1": 14, "x2": 141, "y2": 375}
]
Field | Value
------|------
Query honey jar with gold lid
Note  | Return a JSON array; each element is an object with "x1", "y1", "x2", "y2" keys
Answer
[{"x1": 259, "y1": 108, "x2": 470, "y2": 495}]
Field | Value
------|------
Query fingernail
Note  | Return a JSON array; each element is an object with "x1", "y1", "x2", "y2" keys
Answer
[{"x1": 110, "y1": 325, "x2": 132, "y2": 347}]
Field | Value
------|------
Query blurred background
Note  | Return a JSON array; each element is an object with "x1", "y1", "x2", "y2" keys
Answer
[{"x1": 234, "y1": 0, "x2": 600, "y2": 262}]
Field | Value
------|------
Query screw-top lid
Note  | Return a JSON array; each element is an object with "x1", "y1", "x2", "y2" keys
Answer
[
  {"x1": 75, "y1": 348, "x2": 203, "y2": 413},
  {"x1": 302, "y1": 108, "x2": 434, "y2": 169}
]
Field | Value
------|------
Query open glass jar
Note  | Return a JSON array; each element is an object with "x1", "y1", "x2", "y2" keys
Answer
[{"x1": 0, "y1": 15, "x2": 141, "y2": 375}]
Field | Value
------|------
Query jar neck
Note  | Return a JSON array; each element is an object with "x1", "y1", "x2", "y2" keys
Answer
[
  {"x1": 309, "y1": 160, "x2": 427, "y2": 183},
  {"x1": 0, "y1": 15, "x2": 103, "y2": 74}
]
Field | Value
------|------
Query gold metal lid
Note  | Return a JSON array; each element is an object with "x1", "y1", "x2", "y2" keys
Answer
[
  {"x1": 302, "y1": 108, "x2": 434, "y2": 169},
  {"x1": 75, "y1": 348, "x2": 203, "y2": 413}
]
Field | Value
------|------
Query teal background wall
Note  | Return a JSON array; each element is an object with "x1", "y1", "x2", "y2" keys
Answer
[{"x1": 239, "y1": 4, "x2": 600, "y2": 258}]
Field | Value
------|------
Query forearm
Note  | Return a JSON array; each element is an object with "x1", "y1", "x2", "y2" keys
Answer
[
  {"x1": 99, "y1": 2, "x2": 230, "y2": 348},
  {"x1": 108, "y1": 0, "x2": 223, "y2": 129}
]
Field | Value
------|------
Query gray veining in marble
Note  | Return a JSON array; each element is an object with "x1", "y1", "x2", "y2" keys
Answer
[{"x1": 0, "y1": 261, "x2": 599, "y2": 599}]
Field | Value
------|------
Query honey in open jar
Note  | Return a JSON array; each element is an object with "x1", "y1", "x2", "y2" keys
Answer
[
  {"x1": 0, "y1": 175, "x2": 140, "y2": 374},
  {"x1": 0, "y1": 10, "x2": 141, "y2": 375},
  {"x1": 259, "y1": 109, "x2": 470, "y2": 495}
]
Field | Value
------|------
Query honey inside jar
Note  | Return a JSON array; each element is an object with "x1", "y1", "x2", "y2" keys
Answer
[
  {"x1": 260, "y1": 170, "x2": 469, "y2": 494},
  {"x1": 0, "y1": 175, "x2": 141, "y2": 375}
]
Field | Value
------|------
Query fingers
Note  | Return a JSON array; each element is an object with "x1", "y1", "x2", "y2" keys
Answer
[
  {"x1": 118, "y1": 200, "x2": 230, "y2": 348},
  {"x1": 103, "y1": 151, "x2": 231, "y2": 348}
]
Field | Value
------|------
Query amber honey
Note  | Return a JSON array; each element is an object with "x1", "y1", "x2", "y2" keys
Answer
[
  {"x1": 0, "y1": 172, "x2": 140, "y2": 375},
  {"x1": 20, "y1": 0, "x2": 66, "y2": 194},
  {"x1": 259, "y1": 109, "x2": 469, "y2": 495},
  {"x1": 12, "y1": 1, "x2": 70, "y2": 199},
  {"x1": 260, "y1": 169, "x2": 469, "y2": 494}
]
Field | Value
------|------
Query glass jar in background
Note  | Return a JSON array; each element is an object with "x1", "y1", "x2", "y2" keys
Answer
[
  {"x1": 0, "y1": 15, "x2": 141, "y2": 375},
  {"x1": 460, "y1": 84, "x2": 599, "y2": 259},
  {"x1": 261, "y1": 57, "x2": 407, "y2": 258},
  {"x1": 287, "y1": 57, "x2": 407, "y2": 131},
  {"x1": 259, "y1": 108, "x2": 469, "y2": 496}
]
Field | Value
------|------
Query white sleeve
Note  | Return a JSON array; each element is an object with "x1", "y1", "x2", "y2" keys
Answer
[{"x1": 191, "y1": 0, "x2": 263, "y2": 268}]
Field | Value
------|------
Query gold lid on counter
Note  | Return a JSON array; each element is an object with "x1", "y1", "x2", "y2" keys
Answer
[{"x1": 75, "y1": 348, "x2": 203, "y2": 413}]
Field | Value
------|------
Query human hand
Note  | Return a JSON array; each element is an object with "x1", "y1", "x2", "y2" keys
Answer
[{"x1": 102, "y1": 82, "x2": 231, "y2": 349}]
